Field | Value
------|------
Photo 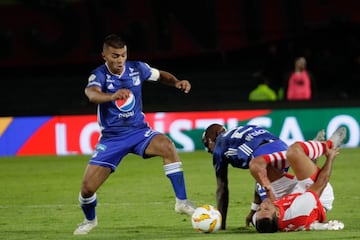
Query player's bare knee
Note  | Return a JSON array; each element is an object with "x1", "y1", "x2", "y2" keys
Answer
[
  {"x1": 159, "y1": 137, "x2": 177, "y2": 154},
  {"x1": 286, "y1": 142, "x2": 303, "y2": 162},
  {"x1": 81, "y1": 182, "x2": 95, "y2": 198}
]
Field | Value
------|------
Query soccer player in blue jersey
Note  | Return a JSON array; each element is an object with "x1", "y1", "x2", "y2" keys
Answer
[
  {"x1": 73, "y1": 34, "x2": 195, "y2": 235},
  {"x1": 202, "y1": 123, "x2": 289, "y2": 230}
]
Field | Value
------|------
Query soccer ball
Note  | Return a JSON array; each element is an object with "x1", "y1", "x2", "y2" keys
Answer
[{"x1": 191, "y1": 204, "x2": 222, "y2": 233}]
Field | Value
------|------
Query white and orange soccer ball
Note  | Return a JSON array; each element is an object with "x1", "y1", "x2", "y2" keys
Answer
[{"x1": 191, "y1": 204, "x2": 222, "y2": 233}]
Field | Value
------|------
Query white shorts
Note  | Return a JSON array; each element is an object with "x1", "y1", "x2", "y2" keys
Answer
[{"x1": 271, "y1": 175, "x2": 334, "y2": 211}]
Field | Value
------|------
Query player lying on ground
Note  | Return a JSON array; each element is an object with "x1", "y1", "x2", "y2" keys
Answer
[
  {"x1": 249, "y1": 127, "x2": 346, "y2": 232},
  {"x1": 245, "y1": 129, "x2": 330, "y2": 226}
]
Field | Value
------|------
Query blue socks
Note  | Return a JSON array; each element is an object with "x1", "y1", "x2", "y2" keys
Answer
[
  {"x1": 164, "y1": 162, "x2": 187, "y2": 200},
  {"x1": 79, "y1": 193, "x2": 97, "y2": 221}
]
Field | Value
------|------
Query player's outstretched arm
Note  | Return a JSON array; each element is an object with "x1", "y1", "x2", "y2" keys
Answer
[
  {"x1": 215, "y1": 167, "x2": 229, "y2": 230},
  {"x1": 158, "y1": 70, "x2": 191, "y2": 93}
]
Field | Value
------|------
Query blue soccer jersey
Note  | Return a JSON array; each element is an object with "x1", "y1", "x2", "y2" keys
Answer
[
  {"x1": 86, "y1": 61, "x2": 154, "y2": 136},
  {"x1": 212, "y1": 125, "x2": 288, "y2": 172}
]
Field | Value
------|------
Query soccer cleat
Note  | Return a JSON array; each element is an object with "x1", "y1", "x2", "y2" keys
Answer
[
  {"x1": 312, "y1": 129, "x2": 326, "y2": 164},
  {"x1": 329, "y1": 127, "x2": 347, "y2": 149},
  {"x1": 175, "y1": 199, "x2": 196, "y2": 216},
  {"x1": 313, "y1": 129, "x2": 326, "y2": 141},
  {"x1": 73, "y1": 217, "x2": 98, "y2": 235},
  {"x1": 327, "y1": 220, "x2": 345, "y2": 230},
  {"x1": 310, "y1": 220, "x2": 344, "y2": 230}
]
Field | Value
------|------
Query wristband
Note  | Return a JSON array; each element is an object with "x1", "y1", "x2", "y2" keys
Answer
[{"x1": 251, "y1": 202, "x2": 259, "y2": 211}]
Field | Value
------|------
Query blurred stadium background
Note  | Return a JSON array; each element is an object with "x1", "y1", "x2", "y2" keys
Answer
[
  {"x1": 1, "y1": 0, "x2": 360, "y2": 116},
  {"x1": 1, "y1": 3, "x2": 359, "y2": 239}
]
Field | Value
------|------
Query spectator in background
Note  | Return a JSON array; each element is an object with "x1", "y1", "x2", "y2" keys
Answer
[
  {"x1": 285, "y1": 57, "x2": 316, "y2": 100},
  {"x1": 248, "y1": 71, "x2": 277, "y2": 101}
]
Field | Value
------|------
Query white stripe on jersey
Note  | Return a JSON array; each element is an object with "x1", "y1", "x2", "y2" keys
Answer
[
  {"x1": 238, "y1": 143, "x2": 253, "y2": 156},
  {"x1": 224, "y1": 148, "x2": 238, "y2": 157}
]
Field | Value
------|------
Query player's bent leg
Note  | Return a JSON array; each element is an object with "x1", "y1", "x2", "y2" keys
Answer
[
  {"x1": 286, "y1": 142, "x2": 319, "y2": 180},
  {"x1": 74, "y1": 192, "x2": 98, "y2": 234},
  {"x1": 146, "y1": 135, "x2": 196, "y2": 216},
  {"x1": 145, "y1": 134, "x2": 180, "y2": 164},
  {"x1": 164, "y1": 161, "x2": 196, "y2": 216},
  {"x1": 80, "y1": 164, "x2": 112, "y2": 197},
  {"x1": 74, "y1": 165, "x2": 112, "y2": 235}
]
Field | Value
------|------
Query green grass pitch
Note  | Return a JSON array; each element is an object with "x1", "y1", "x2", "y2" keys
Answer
[{"x1": 0, "y1": 148, "x2": 360, "y2": 240}]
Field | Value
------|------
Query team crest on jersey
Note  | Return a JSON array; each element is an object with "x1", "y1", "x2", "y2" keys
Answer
[
  {"x1": 115, "y1": 92, "x2": 135, "y2": 112},
  {"x1": 132, "y1": 76, "x2": 140, "y2": 86}
]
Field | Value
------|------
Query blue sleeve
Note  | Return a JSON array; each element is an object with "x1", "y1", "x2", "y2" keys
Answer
[
  {"x1": 135, "y1": 61, "x2": 152, "y2": 81},
  {"x1": 86, "y1": 69, "x2": 106, "y2": 89},
  {"x1": 228, "y1": 154, "x2": 251, "y2": 169}
]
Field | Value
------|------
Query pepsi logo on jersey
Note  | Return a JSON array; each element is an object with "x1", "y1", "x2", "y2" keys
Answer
[{"x1": 115, "y1": 92, "x2": 135, "y2": 112}]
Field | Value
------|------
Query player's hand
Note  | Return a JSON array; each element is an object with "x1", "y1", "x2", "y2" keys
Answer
[
  {"x1": 245, "y1": 210, "x2": 256, "y2": 227},
  {"x1": 175, "y1": 80, "x2": 191, "y2": 93},
  {"x1": 325, "y1": 144, "x2": 340, "y2": 161},
  {"x1": 112, "y1": 89, "x2": 131, "y2": 100}
]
